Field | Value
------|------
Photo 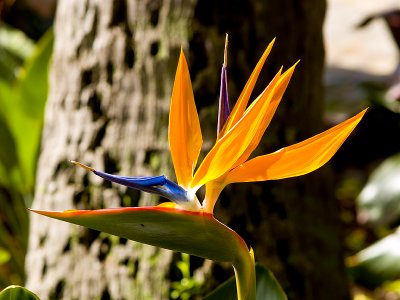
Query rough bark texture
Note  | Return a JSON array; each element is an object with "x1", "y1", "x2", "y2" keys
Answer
[
  {"x1": 26, "y1": 0, "x2": 350, "y2": 300},
  {"x1": 26, "y1": 1, "x2": 198, "y2": 299}
]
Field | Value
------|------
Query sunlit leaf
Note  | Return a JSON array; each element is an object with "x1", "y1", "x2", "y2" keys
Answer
[
  {"x1": 348, "y1": 229, "x2": 400, "y2": 288},
  {"x1": 0, "y1": 23, "x2": 35, "y2": 61},
  {"x1": 16, "y1": 29, "x2": 53, "y2": 119},
  {"x1": 357, "y1": 153, "x2": 400, "y2": 226},
  {"x1": 0, "y1": 23, "x2": 35, "y2": 82},
  {"x1": 0, "y1": 29, "x2": 53, "y2": 190}
]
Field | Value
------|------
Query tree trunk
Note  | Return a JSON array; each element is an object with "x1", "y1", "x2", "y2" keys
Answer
[
  {"x1": 26, "y1": 1, "x2": 197, "y2": 299},
  {"x1": 191, "y1": 1, "x2": 350, "y2": 300},
  {"x1": 26, "y1": 0, "x2": 350, "y2": 299}
]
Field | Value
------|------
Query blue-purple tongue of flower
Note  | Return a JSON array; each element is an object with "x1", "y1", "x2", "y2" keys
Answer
[
  {"x1": 217, "y1": 34, "x2": 231, "y2": 136},
  {"x1": 71, "y1": 161, "x2": 190, "y2": 204}
]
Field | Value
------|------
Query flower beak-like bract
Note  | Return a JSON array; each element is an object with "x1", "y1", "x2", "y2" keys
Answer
[
  {"x1": 31, "y1": 38, "x2": 366, "y2": 300},
  {"x1": 66, "y1": 39, "x2": 366, "y2": 215}
]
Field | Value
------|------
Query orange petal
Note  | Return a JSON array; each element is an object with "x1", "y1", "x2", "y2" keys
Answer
[
  {"x1": 191, "y1": 64, "x2": 296, "y2": 189},
  {"x1": 234, "y1": 63, "x2": 296, "y2": 166},
  {"x1": 219, "y1": 39, "x2": 275, "y2": 138},
  {"x1": 169, "y1": 50, "x2": 202, "y2": 188},
  {"x1": 225, "y1": 109, "x2": 367, "y2": 184},
  {"x1": 203, "y1": 180, "x2": 225, "y2": 213}
]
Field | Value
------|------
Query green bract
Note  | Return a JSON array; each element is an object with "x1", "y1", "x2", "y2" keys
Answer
[{"x1": 31, "y1": 206, "x2": 255, "y2": 300}]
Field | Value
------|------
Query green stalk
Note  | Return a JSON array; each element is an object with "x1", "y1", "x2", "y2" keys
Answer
[{"x1": 233, "y1": 248, "x2": 256, "y2": 300}]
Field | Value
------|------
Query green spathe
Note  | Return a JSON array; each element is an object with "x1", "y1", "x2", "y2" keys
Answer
[{"x1": 31, "y1": 206, "x2": 256, "y2": 300}]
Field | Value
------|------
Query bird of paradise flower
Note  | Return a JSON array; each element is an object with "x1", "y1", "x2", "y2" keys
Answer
[{"x1": 31, "y1": 36, "x2": 366, "y2": 300}]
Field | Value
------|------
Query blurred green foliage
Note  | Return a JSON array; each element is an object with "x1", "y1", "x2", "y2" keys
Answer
[
  {"x1": 0, "y1": 26, "x2": 53, "y2": 191},
  {"x1": 350, "y1": 151, "x2": 400, "y2": 294},
  {"x1": 338, "y1": 81, "x2": 400, "y2": 299},
  {"x1": 0, "y1": 24, "x2": 34, "y2": 83},
  {"x1": 0, "y1": 23, "x2": 53, "y2": 288},
  {"x1": 357, "y1": 153, "x2": 400, "y2": 227},
  {"x1": 170, "y1": 253, "x2": 203, "y2": 300},
  {"x1": 349, "y1": 229, "x2": 400, "y2": 288}
]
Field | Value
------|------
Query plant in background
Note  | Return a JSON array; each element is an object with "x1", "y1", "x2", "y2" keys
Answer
[
  {"x1": 349, "y1": 148, "x2": 400, "y2": 296},
  {"x1": 0, "y1": 24, "x2": 53, "y2": 288},
  {"x1": 170, "y1": 253, "x2": 203, "y2": 300},
  {"x1": 31, "y1": 36, "x2": 366, "y2": 299}
]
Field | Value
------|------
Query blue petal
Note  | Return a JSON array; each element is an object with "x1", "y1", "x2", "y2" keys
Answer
[{"x1": 93, "y1": 170, "x2": 190, "y2": 204}]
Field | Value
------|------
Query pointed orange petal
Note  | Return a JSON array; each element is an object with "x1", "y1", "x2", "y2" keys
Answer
[
  {"x1": 169, "y1": 50, "x2": 202, "y2": 188},
  {"x1": 191, "y1": 65, "x2": 295, "y2": 189},
  {"x1": 225, "y1": 109, "x2": 367, "y2": 184},
  {"x1": 235, "y1": 63, "x2": 297, "y2": 166},
  {"x1": 219, "y1": 39, "x2": 275, "y2": 138}
]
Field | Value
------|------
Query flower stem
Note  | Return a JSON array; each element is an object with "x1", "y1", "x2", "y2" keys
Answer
[{"x1": 233, "y1": 248, "x2": 256, "y2": 300}]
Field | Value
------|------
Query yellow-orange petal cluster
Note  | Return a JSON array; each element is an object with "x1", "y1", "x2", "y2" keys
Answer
[
  {"x1": 191, "y1": 65, "x2": 296, "y2": 189},
  {"x1": 168, "y1": 41, "x2": 366, "y2": 213}
]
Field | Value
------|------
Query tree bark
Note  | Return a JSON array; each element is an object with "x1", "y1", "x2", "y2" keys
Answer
[
  {"x1": 26, "y1": 1, "x2": 197, "y2": 299},
  {"x1": 26, "y1": 0, "x2": 350, "y2": 299},
  {"x1": 189, "y1": 1, "x2": 350, "y2": 299}
]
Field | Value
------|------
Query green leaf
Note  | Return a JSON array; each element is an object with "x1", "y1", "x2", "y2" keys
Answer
[
  {"x1": 254, "y1": 265, "x2": 286, "y2": 300},
  {"x1": 349, "y1": 229, "x2": 400, "y2": 287},
  {"x1": 0, "y1": 29, "x2": 53, "y2": 190},
  {"x1": 0, "y1": 24, "x2": 35, "y2": 62},
  {"x1": 0, "y1": 285, "x2": 39, "y2": 300},
  {"x1": 0, "y1": 79, "x2": 13, "y2": 122},
  {"x1": 0, "y1": 80, "x2": 19, "y2": 188},
  {"x1": 205, "y1": 264, "x2": 287, "y2": 300},
  {"x1": 15, "y1": 29, "x2": 53, "y2": 119},
  {"x1": 0, "y1": 26, "x2": 48, "y2": 290},
  {"x1": 0, "y1": 116, "x2": 18, "y2": 172},
  {"x1": 357, "y1": 153, "x2": 400, "y2": 226},
  {"x1": 0, "y1": 23, "x2": 35, "y2": 83}
]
